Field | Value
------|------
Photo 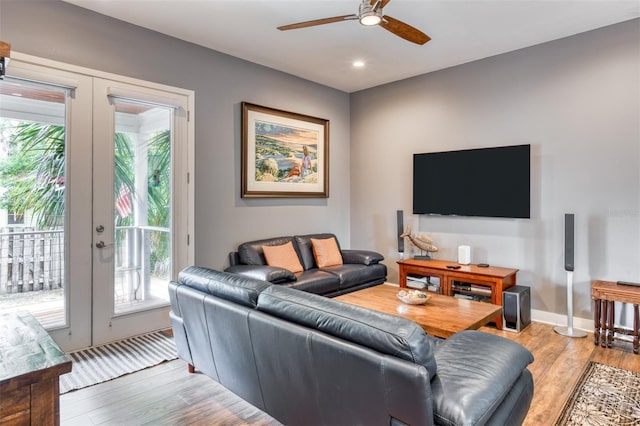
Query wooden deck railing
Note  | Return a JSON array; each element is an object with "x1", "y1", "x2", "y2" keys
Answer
[
  {"x1": 0, "y1": 226, "x2": 170, "y2": 296},
  {"x1": 0, "y1": 228, "x2": 64, "y2": 294}
]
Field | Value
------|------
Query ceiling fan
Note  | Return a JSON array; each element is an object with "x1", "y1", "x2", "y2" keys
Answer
[{"x1": 277, "y1": 0, "x2": 431, "y2": 45}]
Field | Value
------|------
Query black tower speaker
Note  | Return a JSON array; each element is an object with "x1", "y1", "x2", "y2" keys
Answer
[
  {"x1": 502, "y1": 286, "x2": 531, "y2": 332},
  {"x1": 564, "y1": 213, "x2": 574, "y2": 272},
  {"x1": 555, "y1": 213, "x2": 587, "y2": 337},
  {"x1": 397, "y1": 210, "x2": 404, "y2": 253}
]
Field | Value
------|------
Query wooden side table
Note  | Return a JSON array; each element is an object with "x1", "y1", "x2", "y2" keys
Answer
[
  {"x1": 591, "y1": 280, "x2": 640, "y2": 354},
  {"x1": 0, "y1": 311, "x2": 72, "y2": 425}
]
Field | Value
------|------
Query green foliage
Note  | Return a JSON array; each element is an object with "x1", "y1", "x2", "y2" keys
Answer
[
  {"x1": 146, "y1": 130, "x2": 170, "y2": 229},
  {"x1": 0, "y1": 122, "x2": 66, "y2": 228},
  {"x1": 146, "y1": 130, "x2": 171, "y2": 274},
  {"x1": 114, "y1": 133, "x2": 135, "y2": 227}
]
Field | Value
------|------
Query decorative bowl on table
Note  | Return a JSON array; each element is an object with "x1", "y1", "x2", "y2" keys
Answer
[{"x1": 397, "y1": 289, "x2": 431, "y2": 305}]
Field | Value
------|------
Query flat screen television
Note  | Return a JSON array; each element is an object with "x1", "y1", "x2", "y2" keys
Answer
[{"x1": 413, "y1": 144, "x2": 530, "y2": 218}]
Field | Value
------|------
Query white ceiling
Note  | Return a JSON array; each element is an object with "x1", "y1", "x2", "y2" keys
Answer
[{"x1": 63, "y1": 0, "x2": 640, "y2": 93}]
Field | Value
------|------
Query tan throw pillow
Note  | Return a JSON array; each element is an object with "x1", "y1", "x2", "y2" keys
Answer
[
  {"x1": 262, "y1": 242, "x2": 303, "y2": 273},
  {"x1": 311, "y1": 237, "x2": 343, "y2": 268}
]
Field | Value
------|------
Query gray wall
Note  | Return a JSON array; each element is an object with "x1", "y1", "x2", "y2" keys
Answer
[
  {"x1": 350, "y1": 19, "x2": 640, "y2": 319},
  {"x1": 0, "y1": 0, "x2": 351, "y2": 270}
]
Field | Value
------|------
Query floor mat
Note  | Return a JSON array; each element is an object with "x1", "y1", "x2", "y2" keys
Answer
[{"x1": 59, "y1": 331, "x2": 177, "y2": 394}]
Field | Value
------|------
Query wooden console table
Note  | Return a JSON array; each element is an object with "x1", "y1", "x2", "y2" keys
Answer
[
  {"x1": 397, "y1": 258, "x2": 518, "y2": 330},
  {"x1": 0, "y1": 311, "x2": 72, "y2": 425},
  {"x1": 591, "y1": 280, "x2": 640, "y2": 354}
]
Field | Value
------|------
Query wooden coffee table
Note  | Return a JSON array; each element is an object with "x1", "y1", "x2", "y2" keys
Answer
[{"x1": 335, "y1": 284, "x2": 502, "y2": 338}]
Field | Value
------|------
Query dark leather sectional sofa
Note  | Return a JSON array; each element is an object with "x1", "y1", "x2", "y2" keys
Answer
[
  {"x1": 169, "y1": 266, "x2": 535, "y2": 426},
  {"x1": 225, "y1": 233, "x2": 387, "y2": 297}
]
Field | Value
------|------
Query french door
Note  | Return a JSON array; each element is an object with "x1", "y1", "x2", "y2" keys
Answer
[
  {"x1": 92, "y1": 79, "x2": 191, "y2": 345},
  {"x1": 2, "y1": 54, "x2": 193, "y2": 351}
]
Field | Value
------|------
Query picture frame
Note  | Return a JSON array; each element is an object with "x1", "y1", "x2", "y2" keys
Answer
[{"x1": 241, "y1": 102, "x2": 329, "y2": 198}]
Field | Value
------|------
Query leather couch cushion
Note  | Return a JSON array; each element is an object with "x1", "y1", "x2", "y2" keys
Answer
[
  {"x1": 431, "y1": 330, "x2": 534, "y2": 426},
  {"x1": 321, "y1": 263, "x2": 386, "y2": 289},
  {"x1": 262, "y1": 241, "x2": 304, "y2": 273},
  {"x1": 178, "y1": 266, "x2": 270, "y2": 308},
  {"x1": 311, "y1": 237, "x2": 343, "y2": 268},
  {"x1": 291, "y1": 269, "x2": 340, "y2": 294},
  {"x1": 294, "y1": 233, "x2": 340, "y2": 270},
  {"x1": 224, "y1": 264, "x2": 296, "y2": 284},
  {"x1": 257, "y1": 285, "x2": 438, "y2": 379},
  {"x1": 483, "y1": 369, "x2": 534, "y2": 426},
  {"x1": 238, "y1": 236, "x2": 298, "y2": 266}
]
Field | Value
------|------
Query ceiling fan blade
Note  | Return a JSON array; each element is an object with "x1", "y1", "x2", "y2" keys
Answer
[
  {"x1": 380, "y1": 15, "x2": 431, "y2": 45},
  {"x1": 278, "y1": 14, "x2": 357, "y2": 31},
  {"x1": 371, "y1": 0, "x2": 391, "y2": 9}
]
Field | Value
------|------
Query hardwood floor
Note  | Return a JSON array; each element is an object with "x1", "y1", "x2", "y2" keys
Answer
[
  {"x1": 60, "y1": 358, "x2": 279, "y2": 426},
  {"x1": 482, "y1": 322, "x2": 640, "y2": 425},
  {"x1": 60, "y1": 322, "x2": 640, "y2": 425}
]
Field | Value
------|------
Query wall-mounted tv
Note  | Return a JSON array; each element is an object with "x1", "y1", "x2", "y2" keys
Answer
[{"x1": 413, "y1": 144, "x2": 530, "y2": 219}]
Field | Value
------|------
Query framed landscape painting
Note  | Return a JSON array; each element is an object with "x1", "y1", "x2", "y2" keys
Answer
[{"x1": 241, "y1": 102, "x2": 329, "y2": 198}]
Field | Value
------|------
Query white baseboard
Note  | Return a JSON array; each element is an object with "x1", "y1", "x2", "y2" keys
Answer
[{"x1": 531, "y1": 309, "x2": 592, "y2": 333}]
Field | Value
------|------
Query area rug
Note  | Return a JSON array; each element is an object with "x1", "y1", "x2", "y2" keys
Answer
[
  {"x1": 555, "y1": 361, "x2": 640, "y2": 425},
  {"x1": 59, "y1": 331, "x2": 177, "y2": 394}
]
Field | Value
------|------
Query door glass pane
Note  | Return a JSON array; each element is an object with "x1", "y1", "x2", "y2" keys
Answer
[
  {"x1": 0, "y1": 80, "x2": 67, "y2": 328},
  {"x1": 112, "y1": 99, "x2": 172, "y2": 314}
]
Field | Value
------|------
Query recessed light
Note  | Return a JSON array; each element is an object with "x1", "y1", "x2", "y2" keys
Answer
[{"x1": 353, "y1": 61, "x2": 365, "y2": 68}]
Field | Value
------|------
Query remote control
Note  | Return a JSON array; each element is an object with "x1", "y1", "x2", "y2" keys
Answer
[
  {"x1": 477, "y1": 263, "x2": 490, "y2": 268},
  {"x1": 447, "y1": 265, "x2": 461, "y2": 269},
  {"x1": 617, "y1": 280, "x2": 640, "y2": 287}
]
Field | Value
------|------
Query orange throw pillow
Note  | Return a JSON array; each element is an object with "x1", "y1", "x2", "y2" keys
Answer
[
  {"x1": 262, "y1": 242, "x2": 303, "y2": 273},
  {"x1": 311, "y1": 237, "x2": 343, "y2": 268}
]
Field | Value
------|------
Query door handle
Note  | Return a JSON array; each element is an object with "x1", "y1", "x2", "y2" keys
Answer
[{"x1": 95, "y1": 241, "x2": 114, "y2": 249}]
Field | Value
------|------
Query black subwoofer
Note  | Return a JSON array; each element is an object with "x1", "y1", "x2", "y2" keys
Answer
[{"x1": 502, "y1": 286, "x2": 531, "y2": 332}]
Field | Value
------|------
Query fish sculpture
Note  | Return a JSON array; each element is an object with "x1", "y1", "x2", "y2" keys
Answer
[{"x1": 400, "y1": 225, "x2": 438, "y2": 253}]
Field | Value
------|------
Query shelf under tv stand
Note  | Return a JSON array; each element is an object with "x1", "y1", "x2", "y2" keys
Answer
[{"x1": 397, "y1": 258, "x2": 518, "y2": 330}]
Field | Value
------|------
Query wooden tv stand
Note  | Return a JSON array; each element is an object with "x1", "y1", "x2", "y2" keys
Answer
[{"x1": 397, "y1": 258, "x2": 518, "y2": 330}]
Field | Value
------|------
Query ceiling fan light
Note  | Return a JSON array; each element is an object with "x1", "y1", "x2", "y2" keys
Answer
[{"x1": 360, "y1": 13, "x2": 381, "y2": 26}]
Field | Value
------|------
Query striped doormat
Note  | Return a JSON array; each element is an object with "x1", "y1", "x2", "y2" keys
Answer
[{"x1": 59, "y1": 331, "x2": 177, "y2": 394}]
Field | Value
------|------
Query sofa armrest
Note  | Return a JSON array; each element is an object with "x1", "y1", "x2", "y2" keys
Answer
[
  {"x1": 341, "y1": 249, "x2": 384, "y2": 266},
  {"x1": 224, "y1": 265, "x2": 296, "y2": 284},
  {"x1": 431, "y1": 330, "x2": 534, "y2": 426},
  {"x1": 228, "y1": 251, "x2": 240, "y2": 266}
]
